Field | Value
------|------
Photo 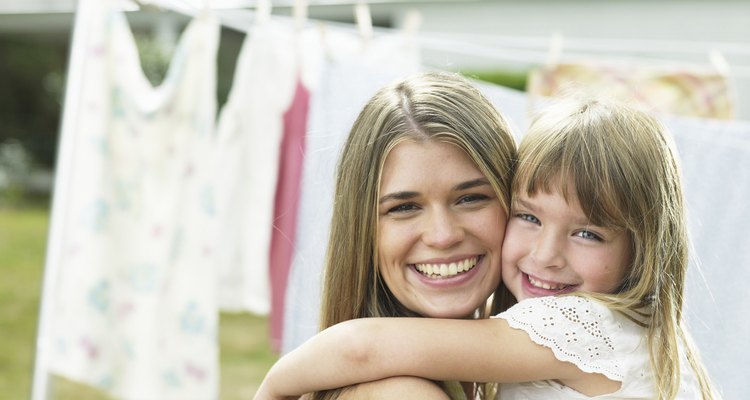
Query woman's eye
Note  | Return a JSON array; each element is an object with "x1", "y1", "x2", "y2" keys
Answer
[
  {"x1": 575, "y1": 230, "x2": 603, "y2": 241},
  {"x1": 458, "y1": 194, "x2": 489, "y2": 205},
  {"x1": 517, "y1": 213, "x2": 540, "y2": 224},
  {"x1": 388, "y1": 203, "x2": 419, "y2": 214}
]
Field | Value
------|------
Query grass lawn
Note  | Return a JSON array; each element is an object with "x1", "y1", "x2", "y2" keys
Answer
[{"x1": 0, "y1": 204, "x2": 277, "y2": 399}]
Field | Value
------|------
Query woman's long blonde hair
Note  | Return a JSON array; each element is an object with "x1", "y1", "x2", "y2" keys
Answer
[
  {"x1": 314, "y1": 71, "x2": 516, "y2": 400},
  {"x1": 513, "y1": 98, "x2": 717, "y2": 399}
]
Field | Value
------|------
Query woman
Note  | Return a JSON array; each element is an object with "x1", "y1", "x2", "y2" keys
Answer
[{"x1": 310, "y1": 71, "x2": 516, "y2": 399}]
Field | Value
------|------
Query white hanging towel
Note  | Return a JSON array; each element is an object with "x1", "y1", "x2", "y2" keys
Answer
[
  {"x1": 213, "y1": 19, "x2": 298, "y2": 314},
  {"x1": 282, "y1": 60, "x2": 750, "y2": 398},
  {"x1": 281, "y1": 27, "x2": 421, "y2": 354},
  {"x1": 663, "y1": 115, "x2": 750, "y2": 400},
  {"x1": 44, "y1": 2, "x2": 221, "y2": 398}
]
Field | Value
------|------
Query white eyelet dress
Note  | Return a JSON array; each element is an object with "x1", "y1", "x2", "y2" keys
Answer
[{"x1": 493, "y1": 296, "x2": 702, "y2": 399}]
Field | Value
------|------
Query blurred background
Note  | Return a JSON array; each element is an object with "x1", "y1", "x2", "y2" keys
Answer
[{"x1": 1, "y1": 0, "x2": 749, "y2": 399}]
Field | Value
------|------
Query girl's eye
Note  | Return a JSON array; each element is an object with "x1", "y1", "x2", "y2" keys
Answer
[
  {"x1": 517, "y1": 213, "x2": 540, "y2": 225},
  {"x1": 575, "y1": 230, "x2": 603, "y2": 241}
]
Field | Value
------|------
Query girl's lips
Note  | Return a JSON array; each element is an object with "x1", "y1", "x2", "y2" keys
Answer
[{"x1": 521, "y1": 272, "x2": 578, "y2": 297}]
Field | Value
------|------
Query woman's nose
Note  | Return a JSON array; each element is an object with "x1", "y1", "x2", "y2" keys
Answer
[{"x1": 422, "y1": 209, "x2": 464, "y2": 249}]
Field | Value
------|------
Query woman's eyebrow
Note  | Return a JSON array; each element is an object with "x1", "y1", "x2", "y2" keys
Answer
[
  {"x1": 379, "y1": 191, "x2": 419, "y2": 204},
  {"x1": 379, "y1": 178, "x2": 490, "y2": 204},
  {"x1": 454, "y1": 178, "x2": 490, "y2": 191}
]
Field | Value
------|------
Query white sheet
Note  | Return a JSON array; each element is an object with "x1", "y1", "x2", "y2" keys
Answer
[
  {"x1": 283, "y1": 79, "x2": 749, "y2": 398},
  {"x1": 44, "y1": 3, "x2": 220, "y2": 399},
  {"x1": 281, "y1": 29, "x2": 420, "y2": 354}
]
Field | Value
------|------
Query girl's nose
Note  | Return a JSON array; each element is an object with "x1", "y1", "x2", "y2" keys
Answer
[
  {"x1": 530, "y1": 229, "x2": 565, "y2": 269},
  {"x1": 422, "y1": 209, "x2": 464, "y2": 249}
]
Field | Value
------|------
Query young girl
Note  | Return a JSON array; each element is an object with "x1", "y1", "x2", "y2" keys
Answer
[{"x1": 254, "y1": 98, "x2": 718, "y2": 399}]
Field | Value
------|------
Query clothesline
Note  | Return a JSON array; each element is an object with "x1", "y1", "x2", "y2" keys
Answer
[
  {"x1": 130, "y1": 0, "x2": 462, "y2": 9},
  {"x1": 130, "y1": 0, "x2": 750, "y2": 56},
  {"x1": 420, "y1": 31, "x2": 750, "y2": 57},
  {"x1": 417, "y1": 35, "x2": 750, "y2": 78},
  {"x1": 126, "y1": 1, "x2": 750, "y2": 78}
]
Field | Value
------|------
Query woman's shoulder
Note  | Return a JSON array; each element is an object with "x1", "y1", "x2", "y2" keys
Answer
[{"x1": 333, "y1": 377, "x2": 454, "y2": 400}]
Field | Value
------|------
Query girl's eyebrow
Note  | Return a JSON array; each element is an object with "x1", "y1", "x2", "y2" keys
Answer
[
  {"x1": 512, "y1": 197, "x2": 536, "y2": 211},
  {"x1": 379, "y1": 178, "x2": 490, "y2": 205},
  {"x1": 515, "y1": 196, "x2": 598, "y2": 227}
]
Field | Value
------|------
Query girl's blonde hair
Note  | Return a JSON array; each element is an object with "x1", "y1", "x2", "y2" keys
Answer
[
  {"x1": 315, "y1": 71, "x2": 516, "y2": 400},
  {"x1": 514, "y1": 98, "x2": 716, "y2": 399}
]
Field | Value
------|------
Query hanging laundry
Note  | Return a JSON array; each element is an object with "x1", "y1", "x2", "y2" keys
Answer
[
  {"x1": 527, "y1": 62, "x2": 736, "y2": 119},
  {"x1": 213, "y1": 16, "x2": 324, "y2": 351},
  {"x1": 281, "y1": 27, "x2": 421, "y2": 354},
  {"x1": 43, "y1": 2, "x2": 221, "y2": 399},
  {"x1": 265, "y1": 23, "x2": 329, "y2": 353},
  {"x1": 279, "y1": 62, "x2": 750, "y2": 399},
  {"x1": 661, "y1": 115, "x2": 750, "y2": 400},
  {"x1": 269, "y1": 79, "x2": 310, "y2": 352},
  {"x1": 213, "y1": 20, "x2": 298, "y2": 315}
]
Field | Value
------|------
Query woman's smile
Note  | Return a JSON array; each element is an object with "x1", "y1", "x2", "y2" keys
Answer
[
  {"x1": 377, "y1": 140, "x2": 506, "y2": 318},
  {"x1": 413, "y1": 255, "x2": 481, "y2": 279}
]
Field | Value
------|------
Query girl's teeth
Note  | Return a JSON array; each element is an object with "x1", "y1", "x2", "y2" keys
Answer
[
  {"x1": 415, "y1": 257, "x2": 478, "y2": 278},
  {"x1": 528, "y1": 275, "x2": 569, "y2": 290}
]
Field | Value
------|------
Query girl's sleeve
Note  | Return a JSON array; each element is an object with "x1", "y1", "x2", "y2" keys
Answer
[{"x1": 493, "y1": 296, "x2": 641, "y2": 382}]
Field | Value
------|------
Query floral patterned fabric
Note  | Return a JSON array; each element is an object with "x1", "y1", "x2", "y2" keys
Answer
[
  {"x1": 44, "y1": 2, "x2": 220, "y2": 399},
  {"x1": 528, "y1": 62, "x2": 735, "y2": 119}
]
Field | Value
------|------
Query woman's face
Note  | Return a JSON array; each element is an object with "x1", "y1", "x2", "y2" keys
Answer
[{"x1": 377, "y1": 140, "x2": 506, "y2": 318}]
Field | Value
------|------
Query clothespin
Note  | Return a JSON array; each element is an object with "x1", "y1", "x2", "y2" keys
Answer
[
  {"x1": 129, "y1": 0, "x2": 163, "y2": 12},
  {"x1": 293, "y1": 0, "x2": 308, "y2": 31},
  {"x1": 354, "y1": 1, "x2": 373, "y2": 41},
  {"x1": 546, "y1": 31, "x2": 564, "y2": 67},
  {"x1": 401, "y1": 9, "x2": 422, "y2": 38},
  {"x1": 121, "y1": 0, "x2": 140, "y2": 11},
  {"x1": 709, "y1": 49, "x2": 731, "y2": 76},
  {"x1": 256, "y1": 0, "x2": 271, "y2": 24}
]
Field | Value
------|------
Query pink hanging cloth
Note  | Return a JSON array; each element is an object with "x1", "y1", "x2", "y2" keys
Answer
[{"x1": 269, "y1": 79, "x2": 310, "y2": 351}]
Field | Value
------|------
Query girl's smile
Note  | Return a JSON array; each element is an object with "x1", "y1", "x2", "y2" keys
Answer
[
  {"x1": 522, "y1": 272, "x2": 578, "y2": 296},
  {"x1": 502, "y1": 186, "x2": 632, "y2": 302}
]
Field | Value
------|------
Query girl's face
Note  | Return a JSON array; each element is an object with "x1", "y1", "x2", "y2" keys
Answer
[
  {"x1": 502, "y1": 187, "x2": 632, "y2": 302},
  {"x1": 377, "y1": 140, "x2": 506, "y2": 318}
]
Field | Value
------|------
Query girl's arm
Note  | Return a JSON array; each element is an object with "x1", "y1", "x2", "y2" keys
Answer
[{"x1": 254, "y1": 317, "x2": 619, "y2": 399}]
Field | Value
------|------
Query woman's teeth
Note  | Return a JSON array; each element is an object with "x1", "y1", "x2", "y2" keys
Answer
[
  {"x1": 415, "y1": 257, "x2": 478, "y2": 278},
  {"x1": 528, "y1": 275, "x2": 571, "y2": 291}
]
